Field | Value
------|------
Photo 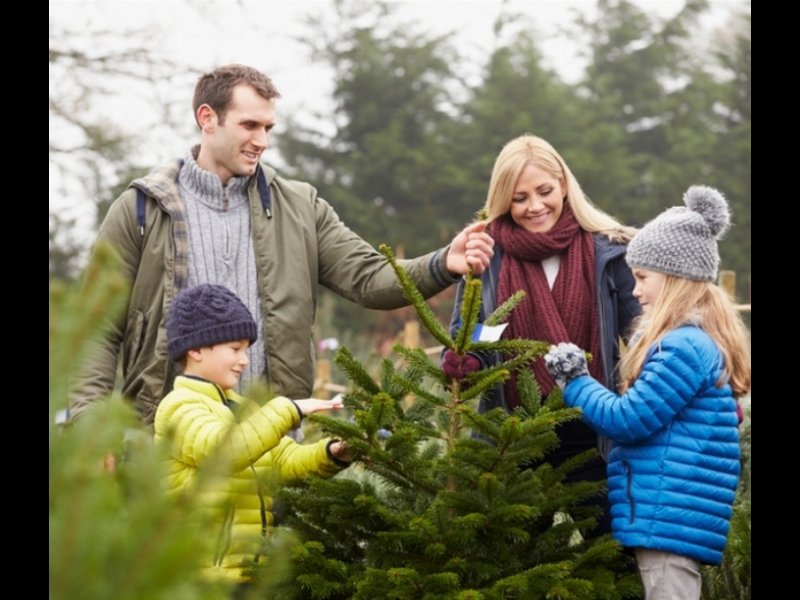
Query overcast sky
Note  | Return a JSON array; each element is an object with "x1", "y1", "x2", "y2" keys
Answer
[
  {"x1": 51, "y1": 0, "x2": 737, "y2": 124},
  {"x1": 49, "y1": 0, "x2": 744, "y2": 238}
]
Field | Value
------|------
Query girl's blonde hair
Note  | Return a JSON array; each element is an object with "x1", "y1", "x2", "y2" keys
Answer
[
  {"x1": 619, "y1": 275, "x2": 751, "y2": 397},
  {"x1": 484, "y1": 135, "x2": 636, "y2": 242}
]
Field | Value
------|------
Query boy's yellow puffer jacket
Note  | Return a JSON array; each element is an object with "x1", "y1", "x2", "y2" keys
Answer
[{"x1": 154, "y1": 376, "x2": 346, "y2": 582}]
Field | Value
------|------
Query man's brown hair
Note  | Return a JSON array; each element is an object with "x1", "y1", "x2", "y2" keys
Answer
[{"x1": 192, "y1": 64, "x2": 281, "y2": 127}]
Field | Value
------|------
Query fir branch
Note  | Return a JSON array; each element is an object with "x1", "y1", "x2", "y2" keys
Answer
[
  {"x1": 363, "y1": 458, "x2": 440, "y2": 496},
  {"x1": 402, "y1": 399, "x2": 436, "y2": 425},
  {"x1": 515, "y1": 368, "x2": 543, "y2": 416},
  {"x1": 543, "y1": 386, "x2": 568, "y2": 411},
  {"x1": 307, "y1": 413, "x2": 364, "y2": 440},
  {"x1": 380, "y1": 357, "x2": 398, "y2": 392},
  {"x1": 485, "y1": 290, "x2": 526, "y2": 326},
  {"x1": 488, "y1": 561, "x2": 572, "y2": 596},
  {"x1": 394, "y1": 374, "x2": 449, "y2": 408},
  {"x1": 368, "y1": 392, "x2": 397, "y2": 432},
  {"x1": 551, "y1": 449, "x2": 600, "y2": 486},
  {"x1": 393, "y1": 345, "x2": 444, "y2": 382},
  {"x1": 461, "y1": 369, "x2": 510, "y2": 401},
  {"x1": 334, "y1": 346, "x2": 381, "y2": 395},
  {"x1": 470, "y1": 338, "x2": 550, "y2": 357},
  {"x1": 462, "y1": 350, "x2": 536, "y2": 386},
  {"x1": 459, "y1": 410, "x2": 505, "y2": 451},
  {"x1": 454, "y1": 277, "x2": 481, "y2": 353},
  {"x1": 379, "y1": 244, "x2": 453, "y2": 348}
]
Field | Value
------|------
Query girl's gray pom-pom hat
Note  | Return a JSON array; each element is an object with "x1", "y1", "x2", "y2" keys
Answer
[{"x1": 626, "y1": 185, "x2": 731, "y2": 282}]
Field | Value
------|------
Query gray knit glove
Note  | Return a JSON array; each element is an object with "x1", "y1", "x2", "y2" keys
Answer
[{"x1": 544, "y1": 343, "x2": 589, "y2": 389}]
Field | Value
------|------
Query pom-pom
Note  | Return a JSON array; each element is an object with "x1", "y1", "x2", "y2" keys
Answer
[{"x1": 684, "y1": 185, "x2": 730, "y2": 238}]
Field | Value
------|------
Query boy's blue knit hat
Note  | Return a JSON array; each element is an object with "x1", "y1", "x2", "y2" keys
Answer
[
  {"x1": 166, "y1": 284, "x2": 258, "y2": 361},
  {"x1": 626, "y1": 185, "x2": 731, "y2": 282}
]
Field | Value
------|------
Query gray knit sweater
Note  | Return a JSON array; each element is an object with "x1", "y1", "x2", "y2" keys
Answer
[{"x1": 178, "y1": 153, "x2": 265, "y2": 388}]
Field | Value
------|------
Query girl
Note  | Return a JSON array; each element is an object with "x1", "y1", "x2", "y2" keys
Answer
[{"x1": 545, "y1": 185, "x2": 750, "y2": 599}]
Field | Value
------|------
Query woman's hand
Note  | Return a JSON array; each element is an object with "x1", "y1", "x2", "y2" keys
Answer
[{"x1": 442, "y1": 350, "x2": 481, "y2": 379}]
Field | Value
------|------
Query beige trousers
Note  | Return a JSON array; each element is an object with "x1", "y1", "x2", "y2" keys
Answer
[{"x1": 635, "y1": 548, "x2": 702, "y2": 600}]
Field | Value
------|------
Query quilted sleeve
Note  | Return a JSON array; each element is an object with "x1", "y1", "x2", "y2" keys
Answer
[
  {"x1": 262, "y1": 437, "x2": 347, "y2": 480},
  {"x1": 156, "y1": 393, "x2": 302, "y2": 473},
  {"x1": 564, "y1": 331, "x2": 710, "y2": 443}
]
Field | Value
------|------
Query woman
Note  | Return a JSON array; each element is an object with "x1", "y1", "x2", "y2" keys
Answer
[{"x1": 446, "y1": 134, "x2": 640, "y2": 532}]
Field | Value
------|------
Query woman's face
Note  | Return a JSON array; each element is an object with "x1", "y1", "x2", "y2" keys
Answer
[{"x1": 509, "y1": 164, "x2": 566, "y2": 233}]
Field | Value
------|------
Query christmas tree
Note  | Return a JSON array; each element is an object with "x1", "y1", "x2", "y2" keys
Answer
[{"x1": 261, "y1": 246, "x2": 639, "y2": 599}]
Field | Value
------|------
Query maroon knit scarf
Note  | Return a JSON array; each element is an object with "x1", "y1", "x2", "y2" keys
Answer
[{"x1": 490, "y1": 207, "x2": 603, "y2": 407}]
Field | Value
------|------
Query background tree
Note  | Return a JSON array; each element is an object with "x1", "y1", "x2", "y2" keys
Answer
[
  {"x1": 708, "y1": 8, "x2": 751, "y2": 301},
  {"x1": 278, "y1": 0, "x2": 462, "y2": 253},
  {"x1": 49, "y1": 19, "x2": 194, "y2": 280},
  {"x1": 451, "y1": 15, "x2": 585, "y2": 224},
  {"x1": 569, "y1": 0, "x2": 749, "y2": 297},
  {"x1": 277, "y1": 0, "x2": 468, "y2": 348},
  {"x1": 49, "y1": 0, "x2": 750, "y2": 347},
  {"x1": 573, "y1": 0, "x2": 708, "y2": 221}
]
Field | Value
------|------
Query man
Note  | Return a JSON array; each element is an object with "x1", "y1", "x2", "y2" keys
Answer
[{"x1": 71, "y1": 64, "x2": 493, "y2": 424}]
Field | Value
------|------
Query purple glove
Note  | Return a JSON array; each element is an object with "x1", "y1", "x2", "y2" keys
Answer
[
  {"x1": 442, "y1": 350, "x2": 481, "y2": 379},
  {"x1": 736, "y1": 400, "x2": 744, "y2": 425}
]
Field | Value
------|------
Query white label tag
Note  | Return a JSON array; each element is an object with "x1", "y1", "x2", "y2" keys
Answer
[{"x1": 471, "y1": 323, "x2": 508, "y2": 342}]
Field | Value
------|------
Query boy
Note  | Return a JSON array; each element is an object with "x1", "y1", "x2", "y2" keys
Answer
[{"x1": 154, "y1": 283, "x2": 350, "y2": 583}]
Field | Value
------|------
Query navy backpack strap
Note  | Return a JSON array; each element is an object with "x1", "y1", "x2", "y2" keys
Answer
[
  {"x1": 256, "y1": 168, "x2": 273, "y2": 219},
  {"x1": 135, "y1": 188, "x2": 146, "y2": 237}
]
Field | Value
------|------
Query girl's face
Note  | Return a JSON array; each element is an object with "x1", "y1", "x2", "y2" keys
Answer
[
  {"x1": 632, "y1": 268, "x2": 666, "y2": 317},
  {"x1": 509, "y1": 164, "x2": 566, "y2": 233}
]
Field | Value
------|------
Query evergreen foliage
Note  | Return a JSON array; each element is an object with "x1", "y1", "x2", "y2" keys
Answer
[
  {"x1": 264, "y1": 248, "x2": 640, "y2": 599},
  {"x1": 701, "y1": 404, "x2": 751, "y2": 600},
  {"x1": 274, "y1": 0, "x2": 750, "y2": 338},
  {"x1": 50, "y1": 245, "x2": 231, "y2": 600}
]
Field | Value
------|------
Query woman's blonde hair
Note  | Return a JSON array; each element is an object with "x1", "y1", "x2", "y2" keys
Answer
[
  {"x1": 619, "y1": 275, "x2": 751, "y2": 397},
  {"x1": 484, "y1": 135, "x2": 636, "y2": 242}
]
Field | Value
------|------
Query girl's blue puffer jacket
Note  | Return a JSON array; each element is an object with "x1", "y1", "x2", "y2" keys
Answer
[{"x1": 564, "y1": 324, "x2": 741, "y2": 565}]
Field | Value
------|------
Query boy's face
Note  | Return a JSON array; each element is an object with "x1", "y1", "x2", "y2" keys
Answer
[{"x1": 185, "y1": 339, "x2": 251, "y2": 390}]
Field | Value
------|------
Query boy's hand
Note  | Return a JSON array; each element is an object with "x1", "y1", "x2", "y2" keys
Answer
[
  {"x1": 328, "y1": 440, "x2": 352, "y2": 462},
  {"x1": 294, "y1": 396, "x2": 344, "y2": 416}
]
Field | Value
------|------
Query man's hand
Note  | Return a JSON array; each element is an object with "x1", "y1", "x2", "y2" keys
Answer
[
  {"x1": 446, "y1": 221, "x2": 494, "y2": 275},
  {"x1": 294, "y1": 396, "x2": 344, "y2": 416}
]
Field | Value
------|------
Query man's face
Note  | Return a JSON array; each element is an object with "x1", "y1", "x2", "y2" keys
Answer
[{"x1": 197, "y1": 84, "x2": 276, "y2": 184}]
